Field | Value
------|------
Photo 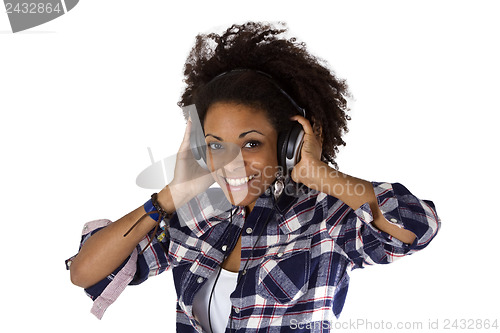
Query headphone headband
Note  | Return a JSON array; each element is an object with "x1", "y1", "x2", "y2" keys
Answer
[{"x1": 208, "y1": 69, "x2": 306, "y2": 118}]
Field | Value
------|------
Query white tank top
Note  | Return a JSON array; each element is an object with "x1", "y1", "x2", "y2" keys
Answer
[{"x1": 192, "y1": 266, "x2": 239, "y2": 333}]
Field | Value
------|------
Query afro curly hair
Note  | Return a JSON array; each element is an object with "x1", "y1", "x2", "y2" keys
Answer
[{"x1": 178, "y1": 21, "x2": 352, "y2": 168}]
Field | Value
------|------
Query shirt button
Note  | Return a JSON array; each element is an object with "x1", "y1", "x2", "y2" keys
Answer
[
  {"x1": 390, "y1": 218, "x2": 398, "y2": 223},
  {"x1": 197, "y1": 277, "x2": 204, "y2": 283},
  {"x1": 277, "y1": 252, "x2": 284, "y2": 258},
  {"x1": 234, "y1": 307, "x2": 240, "y2": 314},
  {"x1": 221, "y1": 245, "x2": 228, "y2": 252},
  {"x1": 246, "y1": 227, "x2": 253, "y2": 234}
]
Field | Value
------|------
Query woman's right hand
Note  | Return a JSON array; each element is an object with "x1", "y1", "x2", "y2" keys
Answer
[{"x1": 167, "y1": 117, "x2": 216, "y2": 208}]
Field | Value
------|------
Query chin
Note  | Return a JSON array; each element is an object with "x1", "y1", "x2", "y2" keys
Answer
[
  {"x1": 220, "y1": 187, "x2": 260, "y2": 207},
  {"x1": 217, "y1": 180, "x2": 267, "y2": 207}
]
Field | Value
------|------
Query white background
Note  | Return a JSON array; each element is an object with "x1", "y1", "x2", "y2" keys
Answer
[{"x1": 1, "y1": 0, "x2": 498, "y2": 332}]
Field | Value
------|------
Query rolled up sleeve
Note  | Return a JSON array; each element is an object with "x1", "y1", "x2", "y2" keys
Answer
[
  {"x1": 66, "y1": 217, "x2": 172, "y2": 319},
  {"x1": 329, "y1": 182, "x2": 441, "y2": 269}
]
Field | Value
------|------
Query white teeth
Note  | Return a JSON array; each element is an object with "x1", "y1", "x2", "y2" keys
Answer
[{"x1": 226, "y1": 175, "x2": 255, "y2": 186}]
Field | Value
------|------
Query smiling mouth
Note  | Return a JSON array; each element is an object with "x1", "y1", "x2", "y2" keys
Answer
[{"x1": 222, "y1": 174, "x2": 257, "y2": 187}]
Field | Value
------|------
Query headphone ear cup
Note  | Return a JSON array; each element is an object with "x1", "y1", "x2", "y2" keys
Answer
[
  {"x1": 190, "y1": 128, "x2": 208, "y2": 170},
  {"x1": 278, "y1": 123, "x2": 305, "y2": 174},
  {"x1": 285, "y1": 123, "x2": 305, "y2": 172},
  {"x1": 277, "y1": 130, "x2": 289, "y2": 172},
  {"x1": 187, "y1": 106, "x2": 209, "y2": 170}
]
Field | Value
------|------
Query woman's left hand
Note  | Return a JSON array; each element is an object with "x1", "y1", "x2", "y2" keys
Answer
[{"x1": 289, "y1": 115, "x2": 325, "y2": 187}]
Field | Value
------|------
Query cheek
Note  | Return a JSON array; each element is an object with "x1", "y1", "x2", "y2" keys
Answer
[
  {"x1": 255, "y1": 150, "x2": 278, "y2": 174},
  {"x1": 249, "y1": 162, "x2": 279, "y2": 182}
]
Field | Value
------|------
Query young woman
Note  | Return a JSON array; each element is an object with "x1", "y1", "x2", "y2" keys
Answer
[{"x1": 67, "y1": 22, "x2": 440, "y2": 332}]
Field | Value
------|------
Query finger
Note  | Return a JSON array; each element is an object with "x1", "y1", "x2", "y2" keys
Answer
[
  {"x1": 290, "y1": 115, "x2": 315, "y2": 135},
  {"x1": 179, "y1": 118, "x2": 193, "y2": 150}
]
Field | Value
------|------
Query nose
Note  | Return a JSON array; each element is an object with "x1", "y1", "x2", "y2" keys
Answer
[
  {"x1": 206, "y1": 142, "x2": 246, "y2": 174},
  {"x1": 221, "y1": 149, "x2": 246, "y2": 176}
]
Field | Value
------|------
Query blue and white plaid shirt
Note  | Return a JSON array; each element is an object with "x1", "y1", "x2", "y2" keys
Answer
[{"x1": 67, "y1": 179, "x2": 440, "y2": 332}]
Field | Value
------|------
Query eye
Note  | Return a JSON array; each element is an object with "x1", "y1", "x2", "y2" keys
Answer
[
  {"x1": 208, "y1": 142, "x2": 224, "y2": 150},
  {"x1": 244, "y1": 140, "x2": 261, "y2": 149}
]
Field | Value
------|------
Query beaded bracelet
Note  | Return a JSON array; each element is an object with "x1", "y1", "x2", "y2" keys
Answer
[
  {"x1": 144, "y1": 193, "x2": 168, "y2": 222},
  {"x1": 123, "y1": 193, "x2": 173, "y2": 254}
]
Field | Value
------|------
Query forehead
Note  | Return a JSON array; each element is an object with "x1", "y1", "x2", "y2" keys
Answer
[{"x1": 204, "y1": 102, "x2": 275, "y2": 134}]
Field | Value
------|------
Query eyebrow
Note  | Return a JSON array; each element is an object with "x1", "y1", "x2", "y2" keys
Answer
[{"x1": 205, "y1": 130, "x2": 264, "y2": 140}]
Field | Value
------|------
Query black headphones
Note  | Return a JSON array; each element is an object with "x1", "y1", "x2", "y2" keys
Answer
[{"x1": 189, "y1": 69, "x2": 306, "y2": 175}]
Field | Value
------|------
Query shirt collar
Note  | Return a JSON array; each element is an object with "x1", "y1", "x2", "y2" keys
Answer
[
  {"x1": 176, "y1": 176, "x2": 316, "y2": 237},
  {"x1": 272, "y1": 176, "x2": 319, "y2": 234}
]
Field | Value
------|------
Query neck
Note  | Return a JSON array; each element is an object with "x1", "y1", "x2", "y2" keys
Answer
[{"x1": 246, "y1": 201, "x2": 256, "y2": 214}]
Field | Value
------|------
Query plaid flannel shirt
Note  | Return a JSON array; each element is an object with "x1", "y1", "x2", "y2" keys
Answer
[{"x1": 66, "y1": 179, "x2": 440, "y2": 332}]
